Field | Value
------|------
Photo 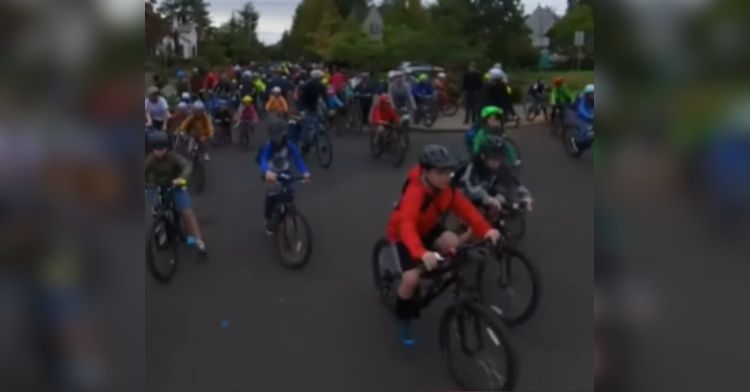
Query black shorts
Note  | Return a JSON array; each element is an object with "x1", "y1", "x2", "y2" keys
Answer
[{"x1": 395, "y1": 224, "x2": 447, "y2": 272}]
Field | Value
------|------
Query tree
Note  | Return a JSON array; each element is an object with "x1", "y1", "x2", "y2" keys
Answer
[
  {"x1": 385, "y1": 0, "x2": 428, "y2": 29},
  {"x1": 334, "y1": 0, "x2": 369, "y2": 20},
  {"x1": 235, "y1": 2, "x2": 260, "y2": 44},
  {"x1": 547, "y1": 4, "x2": 594, "y2": 57},
  {"x1": 146, "y1": 1, "x2": 170, "y2": 56},
  {"x1": 288, "y1": 0, "x2": 343, "y2": 58},
  {"x1": 158, "y1": 0, "x2": 212, "y2": 35},
  {"x1": 309, "y1": 5, "x2": 344, "y2": 59}
]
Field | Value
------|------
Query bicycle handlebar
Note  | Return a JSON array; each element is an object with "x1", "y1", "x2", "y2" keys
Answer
[{"x1": 417, "y1": 238, "x2": 494, "y2": 278}]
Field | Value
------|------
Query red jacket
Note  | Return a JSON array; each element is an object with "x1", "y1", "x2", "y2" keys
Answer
[
  {"x1": 370, "y1": 103, "x2": 400, "y2": 125},
  {"x1": 330, "y1": 72, "x2": 346, "y2": 93},
  {"x1": 387, "y1": 166, "x2": 492, "y2": 261},
  {"x1": 203, "y1": 72, "x2": 219, "y2": 91}
]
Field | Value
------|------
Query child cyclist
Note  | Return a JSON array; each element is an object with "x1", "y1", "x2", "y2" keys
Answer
[
  {"x1": 145, "y1": 131, "x2": 207, "y2": 253},
  {"x1": 369, "y1": 95, "x2": 400, "y2": 142},
  {"x1": 466, "y1": 105, "x2": 520, "y2": 167},
  {"x1": 387, "y1": 144, "x2": 501, "y2": 346},
  {"x1": 258, "y1": 119, "x2": 311, "y2": 234}
]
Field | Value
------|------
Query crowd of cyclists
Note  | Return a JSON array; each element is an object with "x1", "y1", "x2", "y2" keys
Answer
[{"x1": 145, "y1": 60, "x2": 595, "y2": 350}]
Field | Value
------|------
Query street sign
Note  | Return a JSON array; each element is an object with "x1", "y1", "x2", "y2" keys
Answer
[{"x1": 574, "y1": 31, "x2": 585, "y2": 47}]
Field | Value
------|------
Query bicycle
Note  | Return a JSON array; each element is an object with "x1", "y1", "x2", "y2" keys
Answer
[
  {"x1": 267, "y1": 173, "x2": 313, "y2": 269},
  {"x1": 146, "y1": 183, "x2": 186, "y2": 283},
  {"x1": 417, "y1": 96, "x2": 438, "y2": 128},
  {"x1": 563, "y1": 122, "x2": 594, "y2": 158},
  {"x1": 369, "y1": 115, "x2": 410, "y2": 168},
  {"x1": 236, "y1": 120, "x2": 255, "y2": 152},
  {"x1": 523, "y1": 94, "x2": 548, "y2": 122},
  {"x1": 300, "y1": 112, "x2": 334, "y2": 169},
  {"x1": 437, "y1": 90, "x2": 459, "y2": 117},
  {"x1": 371, "y1": 239, "x2": 517, "y2": 391},
  {"x1": 548, "y1": 103, "x2": 567, "y2": 137}
]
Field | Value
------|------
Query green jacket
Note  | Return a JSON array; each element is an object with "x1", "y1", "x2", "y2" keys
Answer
[
  {"x1": 549, "y1": 86, "x2": 574, "y2": 106},
  {"x1": 145, "y1": 152, "x2": 192, "y2": 187},
  {"x1": 471, "y1": 128, "x2": 490, "y2": 156}
]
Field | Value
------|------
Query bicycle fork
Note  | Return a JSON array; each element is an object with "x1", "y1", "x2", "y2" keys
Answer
[{"x1": 457, "y1": 306, "x2": 485, "y2": 356}]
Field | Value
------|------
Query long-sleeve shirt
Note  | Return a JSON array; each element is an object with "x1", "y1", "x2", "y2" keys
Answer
[
  {"x1": 145, "y1": 152, "x2": 192, "y2": 187},
  {"x1": 258, "y1": 140, "x2": 309, "y2": 174},
  {"x1": 179, "y1": 114, "x2": 215, "y2": 138},
  {"x1": 265, "y1": 96, "x2": 289, "y2": 114},
  {"x1": 454, "y1": 159, "x2": 530, "y2": 205},
  {"x1": 462, "y1": 71, "x2": 483, "y2": 92},
  {"x1": 237, "y1": 104, "x2": 258, "y2": 123},
  {"x1": 369, "y1": 103, "x2": 400, "y2": 125},
  {"x1": 387, "y1": 165, "x2": 492, "y2": 260},
  {"x1": 549, "y1": 86, "x2": 574, "y2": 106},
  {"x1": 388, "y1": 81, "x2": 415, "y2": 111},
  {"x1": 412, "y1": 82, "x2": 435, "y2": 99},
  {"x1": 576, "y1": 95, "x2": 594, "y2": 123}
]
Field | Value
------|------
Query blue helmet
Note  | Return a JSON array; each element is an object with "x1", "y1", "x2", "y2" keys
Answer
[{"x1": 176, "y1": 70, "x2": 187, "y2": 79}]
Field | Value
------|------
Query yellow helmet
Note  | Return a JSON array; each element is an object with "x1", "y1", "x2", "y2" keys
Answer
[
  {"x1": 242, "y1": 95, "x2": 253, "y2": 103},
  {"x1": 322, "y1": 77, "x2": 329, "y2": 85}
]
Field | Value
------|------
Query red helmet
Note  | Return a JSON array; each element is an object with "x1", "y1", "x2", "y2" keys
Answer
[
  {"x1": 378, "y1": 95, "x2": 391, "y2": 105},
  {"x1": 553, "y1": 77, "x2": 564, "y2": 87}
]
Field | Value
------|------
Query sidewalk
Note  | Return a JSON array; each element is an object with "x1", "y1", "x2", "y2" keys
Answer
[{"x1": 410, "y1": 105, "x2": 527, "y2": 133}]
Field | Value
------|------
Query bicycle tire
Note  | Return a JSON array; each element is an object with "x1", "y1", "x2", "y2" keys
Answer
[
  {"x1": 441, "y1": 101, "x2": 459, "y2": 117},
  {"x1": 485, "y1": 247, "x2": 541, "y2": 326},
  {"x1": 274, "y1": 209, "x2": 313, "y2": 269},
  {"x1": 146, "y1": 218, "x2": 179, "y2": 283},
  {"x1": 191, "y1": 158, "x2": 205, "y2": 194},
  {"x1": 370, "y1": 130, "x2": 385, "y2": 158},
  {"x1": 501, "y1": 212, "x2": 526, "y2": 245},
  {"x1": 390, "y1": 129, "x2": 409, "y2": 168},
  {"x1": 316, "y1": 132, "x2": 334, "y2": 169},
  {"x1": 371, "y1": 238, "x2": 400, "y2": 309},
  {"x1": 439, "y1": 302, "x2": 517, "y2": 391},
  {"x1": 563, "y1": 125, "x2": 583, "y2": 157}
]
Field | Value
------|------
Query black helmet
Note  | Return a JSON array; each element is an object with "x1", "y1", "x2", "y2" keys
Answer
[
  {"x1": 147, "y1": 131, "x2": 169, "y2": 150},
  {"x1": 419, "y1": 144, "x2": 458, "y2": 170},
  {"x1": 267, "y1": 119, "x2": 286, "y2": 145},
  {"x1": 480, "y1": 135, "x2": 505, "y2": 158}
]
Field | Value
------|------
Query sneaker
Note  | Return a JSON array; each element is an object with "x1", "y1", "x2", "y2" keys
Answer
[
  {"x1": 398, "y1": 321, "x2": 416, "y2": 347},
  {"x1": 203, "y1": 153, "x2": 211, "y2": 162},
  {"x1": 195, "y1": 239, "x2": 207, "y2": 253},
  {"x1": 185, "y1": 235, "x2": 197, "y2": 246}
]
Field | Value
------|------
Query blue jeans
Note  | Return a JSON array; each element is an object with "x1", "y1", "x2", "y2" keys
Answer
[{"x1": 146, "y1": 187, "x2": 191, "y2": 212}]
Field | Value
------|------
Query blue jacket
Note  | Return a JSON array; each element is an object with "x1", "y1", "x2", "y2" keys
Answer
[
  {"x1": 412, "y1": 81, "x2": 434, "y2": 99},
  {"x1": 258, "y1": 140, "x2": 309, "y2": 174},
  {"x1": 326, "y1": 95, "x2": 343, "y2": 110},
  {"x1": 576, "y1": 95, "x2": 594, "y2": 124}
]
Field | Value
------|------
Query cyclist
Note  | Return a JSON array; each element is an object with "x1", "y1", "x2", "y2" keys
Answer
[
  {"x1": 412, "y1": 73, "x2": 435, "y2": 124},
  {"x1": 212, "y1": 97, "x2": 234, "y2": 142},
  {"x1": 179, "y1": 101, "x2": 214, "y2": 161},
  {"x1": 527, "y1": 77, "x2": 548, "y2": 107},
  {"x1": 175, "y1": 70, "x2": 190, "y2": 96},
  {"x1": 265, "y1": 87, "x2": 289, "y2": 118},
  {"x1": 297, "y1": 69, "x2": 327, "y2": 150},
  {"x1": 466, "y1": 106, "x2": 520, "y2": 165},
  {"x1": 354, "y1": 73, "x2": 376, "y2": 126},
  {"x1": 179, "y1": 92, "x2": 193, "y2": 105},
  {"x1": 234, "y1": 95, "x2": 259, "y2": 136},
  {"x1": 252, "y1": 73, "x2": 267, "y2": 112},
  {"x1": 169, "y1": 101, "x2": 190, "y2": 135},
  {"x1": 145, "y1": 131, "x2": 207, "y2": 253},
  {"x1": 388, "y1": 70, "x2": 416, "y2": 116},
  {"x1": 454, "y1": 135, "x2": 533, "y2": 241},
  {"x1": 549, "y1": 77, "x2": 574, "y2": 123},
  {"x1": 258, "y1": 119, "x2": 311, "y2": 234},
  {"x1": 145, "y1": 86, "x2": 170, "y2": 131},
  {"x1": 387, "y1": 144, "x2": 501, "y2": 346},
  {"x1": 483, "y1": 68, "x2": 517, "y2": 122},
  {"x1": 568, "y1": 84, "x2": 595, "y2": 153},
  {"x1": 369, "y1": 95, "x2": 401, "y2": 142}
]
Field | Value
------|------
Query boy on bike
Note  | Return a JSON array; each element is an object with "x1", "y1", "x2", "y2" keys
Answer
[
  {"x1": 234, "y1": 95, "x2": 259, "y2": 138},
  {"x1": 369, "y1": 95, "x2": 401, "y2": 142},
  {"x1": 145, "y1": 131, "x2": 207, "y2": 253},
  {"x1": 412, "y1": 73, "x2": 435, "y2": 124},
  {"x1": 454, "y1": 135, "x2": 533, "y2": 240},
  {"x1": 466, "y1": 106, "x2": 519, "y2": 166},
  {"x1": 387, "y1": 144, "x2": 501, "y2": 346},
  {"x1": 258, "y1": 119, "x2": 311, "y2": 235},
  {"x1": 567, "y1": 84, "x2": 595, "y2": 153},
  {"x1": 265, "y1": 86, "x2": 289, "y2": 118},
  {"x1": 179, "y1": 101, "x2": 214, "y2": 161},
  {"x1": 549, "y1": 77, "x2": 574, "y2": 123}
]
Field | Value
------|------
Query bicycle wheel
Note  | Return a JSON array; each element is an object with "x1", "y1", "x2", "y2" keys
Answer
[
  {"x1": 441, "y1": 99, "x2": 459, "y2": 117},
  {"x1": 423, "y1": 105, "x2": 437, "y2": 128},
  {"x1": 502, "y1": 137, "x2": 522, "y2": 177},
  {"x1": 500, "y1": 211, "x2": 526, "y2": 245},
  {"x1": 370, "y1": 130, "x2": 385, "y2": 158},
  {"x1": 274, "y1": 209, "x2": 313, "y2": 269},
  {"x1": 439, "y1": 302, "x2": 516, "y2": 391},
  {"x1": 315, "y1": 132, "x2": 334, "y2": 169},
  {"x1": 190, "y1": 157, "x2": 205, "y2": 194},
  {"x1": 371, "y1": 238, "x2": 401, "y2": 309},
  {"x1": 147, "y1": 218, "x2": 179, "y2": 283},
  {"x1": 563, "y1": 124, "x2": 583, "y2": 157},
  {"x1": 481, "y1": 247, "x2": 541, "y2": 326},
  {"x1": 525, "y1": 103, "x2": 538, "y2": 122},
  {"x1": 389, "y1": 129, "x2": 409, "y2": 168}
]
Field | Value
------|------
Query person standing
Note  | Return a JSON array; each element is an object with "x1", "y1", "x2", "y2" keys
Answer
[{"x1": 462, "y1": 63, "x2": 483, "y2": 125}]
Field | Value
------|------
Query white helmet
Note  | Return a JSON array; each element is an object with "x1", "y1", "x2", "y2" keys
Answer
[
  {"x1": 147, "y1": 86, "x2": 159, "y2": 95},
  {"x1": 176, "y1": 101, "x2": 189, "y2": 111},
  {"x1": 181, "y1": 92, "x2": 191, "y2": 100},
  {"x1": 438, "y1": 72, "x2": 447, "y2": 78},
  {"x1": 192, "y1": 100, "x2": 205, "y2": 112},
  {"x1": 242, "y1": 70, "x2": 252, "y2": 79},
  {"x1": 488, "y1": 68, "x2": 504, "y2": 81},
  {"x1": 584, "y1": 84, "x2": 595, "y2": 94},
  {"x1": 310, "y1": 69, "x2": 324, "y2": 79},
  {"x1": 271, "y1": 86, "x2": 282, "y2": 94}
]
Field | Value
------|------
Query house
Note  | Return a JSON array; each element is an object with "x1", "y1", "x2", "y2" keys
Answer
[
  {"x1": 361, "y1": 7, "x2": 384, "y2": 42},
  {"x1": 525, "y1": 5, "x2": 559, "y2": 48},
  {"x1": 156, "y1": 18, "x2": 198, "y2": 59}
]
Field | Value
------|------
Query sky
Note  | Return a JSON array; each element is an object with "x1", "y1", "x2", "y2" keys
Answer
[{"x1": 206, "y1": 0, "x2": 569, "y2": 45}]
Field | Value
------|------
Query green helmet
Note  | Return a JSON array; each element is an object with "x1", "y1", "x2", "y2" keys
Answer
[
  {"x1": 481, "y1": 106, "x2": 503, "y2": 120},
  {"x1": 418, "y1": 73, "x2": 429, "y2": 82}
]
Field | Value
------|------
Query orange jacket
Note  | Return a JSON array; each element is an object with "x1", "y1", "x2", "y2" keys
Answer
[
  {"x1": 266, "y1": 96, "x2": 289, "y2": 114},
  {"x1": 387, "y1": 165, "x2": 492, "y2": 260},
  {"x1": 179, "y1": 113, "x2": 214, "y2": 138}
]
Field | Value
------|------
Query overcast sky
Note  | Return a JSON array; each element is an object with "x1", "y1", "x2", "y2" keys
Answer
[{"x1": 206, "y1": 0, "x2": 569, "y2": 45}]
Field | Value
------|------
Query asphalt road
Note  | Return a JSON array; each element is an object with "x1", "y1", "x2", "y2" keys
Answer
[{"x1": 146, "y1": 119, "x2": 594, "y2": 391}]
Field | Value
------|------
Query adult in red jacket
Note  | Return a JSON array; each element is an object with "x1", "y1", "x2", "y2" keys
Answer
[
  {"x1": 386, "y1": 144, "x2": 501, "y2": 345},
  {"x1": 202, "y1": 70, "x2": 219, "y2": 92}
]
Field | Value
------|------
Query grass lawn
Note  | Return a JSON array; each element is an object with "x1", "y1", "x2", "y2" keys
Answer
[{"x1": 514, "y1": 70, "x2": 595, "y2": 92}]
